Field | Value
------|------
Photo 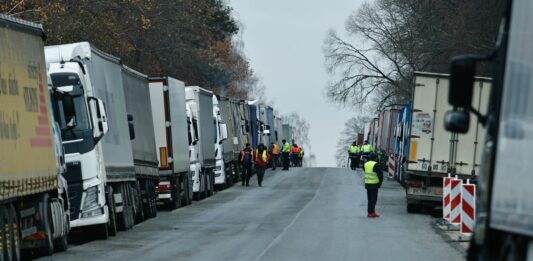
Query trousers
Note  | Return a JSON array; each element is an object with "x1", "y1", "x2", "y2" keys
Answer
[
  {"x1": 256, "y1": 166, "x2": 265, "y2": 186},
  {"x1": 242, "y1": 163, "x2": 252, "y2": 185},
  {"x1": 271, "y1": 154, "x2": 278, "y2": 170},
  {"x1": 366, "y1": 188, "x2": 379, "y2": 213},
  {"x1": 282, "y1": 152, "x2": 290, "y2": 170}
]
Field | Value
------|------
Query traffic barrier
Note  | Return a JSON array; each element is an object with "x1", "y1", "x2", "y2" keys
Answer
[
  {"x1": 450, "y1": 178, "x2": 462, "y2": 225},
  {"x1": 388, "y1": 155, "x2": 395, "y2": 178},
  {"x1": 461, "y1": 181, "x2": 476, "y2": 235},
  {"x1": 442, "y1": 175, "x2": 452, "y2": 221}
]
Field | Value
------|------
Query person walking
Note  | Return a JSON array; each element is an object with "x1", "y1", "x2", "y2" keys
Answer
[
  {"x1": 281, "y1": 139, "x2": 291, "y2": 170},
  {"x1": 364, "y1": 153, "x2": 383, "y2": 218},
  {"x1": 270, "y1": 142, "x2": 279, "y2": 170},
  {"x1": 298, "y1": 147, "x2": 304, "y2": 167},
  {"x1": 347, "y1": 141, "x2": 360, "y2": 170},
  {"x1": 290, "y1": 144, "x2": 300, "y2": 167},
  {"x1": 255, "y1": 143, "x2": 270, "y2": 187},
  {"x1": 240, "y1": 143, "x2": 255, "y2": 186}
]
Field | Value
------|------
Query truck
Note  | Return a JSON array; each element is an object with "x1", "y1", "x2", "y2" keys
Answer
[
  {"x1": 46, "y1": 42, "x2": 138, "y2": 238},
  {"x1": 149, "y1": 77, "x2": 193, "y2": 208},
  {"x1": 377, "y1": 108, "x2": 400, "y2": 156},
  {"x1": 403, "y1": 72, "x2": 490, "y2": 213},
  {"x1": 445, "y1": 0, "x2": 533, "y2": 258},
  {"x1": 248, "y1": 101, "x2": 259, "y2": 149},
  {"x1": 212, "y1": 95, "x2": 229, "y2": 189},
  {"x1": 185, "y1": 86, "x2": 216, "y2": 198},
  {"x1": 0, "y1": 14, "x2": 70, "y2": 257},
  {"x1": 393, "y1": 101, "x2": 412, "y2": 185},
  {"x1": 122, "y1": 67, "x2": 159, "y2": 218},
  {"x1": 219, "y1": 96, "x2": 240, "y2": 187}
]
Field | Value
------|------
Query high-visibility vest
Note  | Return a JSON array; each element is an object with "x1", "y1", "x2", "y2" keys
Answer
[
  {"x1": 282, "y1": 143, "x2": 291, "y2": 153},
  {"x1": 256, "y1": 150, "x2": 268, "y2": 161},
  {"x1": 272, "y1": 144, "x2": 279, "y2": 154},
  {"x1": 348, "y1": 145, "x2": 359, "y2": 154},
  {"x1": 364, "y1": 161, "x2": 379, "y2": 184},
  {"x1": 290, "y1": 146, "x2": 299, "y2": 153},
  {"x1": 362, "y1": 144, "x2": 373, "y2": 153}
]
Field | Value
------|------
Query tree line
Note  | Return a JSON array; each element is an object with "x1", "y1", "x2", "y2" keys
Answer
[{"x1": 1, "y1": 0, "x2": 254, "y2": 98}]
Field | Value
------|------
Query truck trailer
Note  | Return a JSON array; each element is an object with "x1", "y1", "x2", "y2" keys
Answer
[
  {"x1": 149, "y1": 77, "x2": 193, "y2": 208},
  {"x1": 403, "y1": 72, "x2": 490, "y2": 212},
  {"x1": 0, "y1": 14, "x2": 70, "y2": 257}
]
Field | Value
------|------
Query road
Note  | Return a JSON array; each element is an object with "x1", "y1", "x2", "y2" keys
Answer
[{"x1": 37, "y1": 168, "x2": 463, "y2": 261}]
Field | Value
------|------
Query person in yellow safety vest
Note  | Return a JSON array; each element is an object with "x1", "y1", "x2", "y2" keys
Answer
[
  {"x1": 298, "y1": 147, "x2": 304, "y2": 167},
  {"x1": 362, "y1": 140, "x2": 373, "y2": 154},
  {"x1": 364, "y1": 153, "x2": 383, "y2": 218},
  {"x1": 347, "y1": 141, "x2": 360, "y2": 170},
  {"x1": 281, "y1": 139, "x2": 291, "y2": 171},
  {"x1": 255, "y1": 143, "x2": 270, "y2": 187}
]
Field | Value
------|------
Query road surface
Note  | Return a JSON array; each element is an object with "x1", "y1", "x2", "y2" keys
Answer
[{"x1": 37, "y1": 168, "x2": 462, "y2": 261}]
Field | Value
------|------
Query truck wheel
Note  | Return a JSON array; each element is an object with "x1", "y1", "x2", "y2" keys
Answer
[
  {"x1": 407, "y1": 203, "x2": 422, "y2": 213},
  {"x1": 106, "y1": 187, "x2": 118, "y2": 237},
  {"x1": 7, "y1": 205, "x2": 21, "y2": 261},
  {"x1": 150, "y1": 180, "x2": 158, "y2": 217},
  {"x1": 134, "y1": 183, "x2": 144, "y2": 224},
  {"x1": 117, "y1": 184, "x2": 132, "y2": 231},
  {"x1": 207, "y1": 171, "x2": 214, "y2": 197},
  {"x1": 181, "y1": 174, "x2": 191, "y2": 206},
  {"x1": 126, "y1": 184, "x2": 135, "y2": 229},
  {"x1": 201, "y1": 171, "x2": 207, "y2": 199},
  {"x1": 143, "y1": 181, "x2": 153, "y2": 219},
  {"x1": 166, "y1": 177, "x2": 181, "y2": 210},
  {"x1": 38, "y1": 194, "x2": 54, "y2": 256}
]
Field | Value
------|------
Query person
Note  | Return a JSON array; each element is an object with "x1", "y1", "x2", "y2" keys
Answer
[
  {"x1": 255, "y1": 143, "x2": 270, "y2": 187},
  {"x1": 347, "y1": 141, "x2": 360, "y2": 170},
  {"x1": 240, "y1": 143, "x2": 255, "y2": 186},
  {"x1": 290, "y1": 144, "x2": 300, "y2": 167},
  {"x1": 364, "y1": 153, "x2": 383, "y2": 218},
  {"x1": 281, "y1": 139, "x2": 291, "y2": 170},
  {"x1": 270, "y1": 142, "x2": 279, "y2": 170},
  {"x1": 361, "y1": 140, "x2": 374, "y2": 165},
  {"x1": 298, "y1": 147, "x2": 304, "y2": 167}
]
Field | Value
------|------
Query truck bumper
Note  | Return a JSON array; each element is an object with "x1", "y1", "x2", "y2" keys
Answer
[
  {"x1": 70, "y1": 205, "x2": 109, "y2": 228},
  {"x1": 406, "y1": 186, "x2": 442, "y2": 203}
]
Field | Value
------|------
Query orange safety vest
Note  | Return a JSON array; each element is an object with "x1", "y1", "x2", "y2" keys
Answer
[
  {"x1": 272, "y1": 144, "x2": 279, "y2": 155},
  {"x1": 290, "y1": 146, "x2": 299, "y2": 154}
]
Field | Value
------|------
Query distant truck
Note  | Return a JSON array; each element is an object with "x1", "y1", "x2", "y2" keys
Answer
[
  {"x1": 376, "y1": 108, "x2": 399, "y2": 156},
  {"x1": 445, "y1": 0, "x2": 533, "y2": 258},
  {"x1": 218, "y1": 96, "x2": 240, "y2": 187},
  {"x1": 186, "y1": 86, "x2": 216, "y2": 198},
  {"x1": 403, "y1": 72, "x2": 490, "y2": 212},
  {"x1": 149, "y1": 77, "x2": 193, "y2": 208},
  {"x1": 212, "y1": 95, "x2": 229, "y2": 189},
  {"x1": 46, "y1": 42, "x2": 138, "y2": 238},
  {"x1": 1, "y1": 14, "x2": 70, "y2": 257}
]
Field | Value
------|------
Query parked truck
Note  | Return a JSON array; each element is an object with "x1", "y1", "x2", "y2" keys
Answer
[
  {"x1": 218, "y1": 96, "x2": 240, "y2": 187},
  {"x1": 403, "y1": 72, "x2": 490, "y2": 212},
  {"x1": 185, "y1": 87, "x2": 216, "y2": 198},
  {"x1": 377, "y1": 108, "x2": 400, "y2": 156},
  {"x1": 213, "y1": 95, "x2": 229, "y2": 189},
  {"x1": 46, "y1": 42, "x2": 138, "y2": 238},
  {"x1": 149, "y1": 77, "x2": 193, "y2": 208},
  {"x1": 0, "y1": 14, "x2": 70, "y2": 258},
  {"x1": 445, "y1": 0, "x2": 533, "y2": 258}
]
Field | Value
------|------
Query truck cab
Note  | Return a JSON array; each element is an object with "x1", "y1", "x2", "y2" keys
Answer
[
  {"x1": 186, "y1": 103, "x2": 206, "y2": 198},
  {"x1": 213, "y1": 95, "x2": 228, "y2": 187},
  {"x1": 47, "y1": 60, "x2": 110, "y2": 232}
]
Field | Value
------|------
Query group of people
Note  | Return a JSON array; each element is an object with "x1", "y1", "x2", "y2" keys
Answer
[{"x1": 347, "y1": 140, "x2": 383, "y2": 218}]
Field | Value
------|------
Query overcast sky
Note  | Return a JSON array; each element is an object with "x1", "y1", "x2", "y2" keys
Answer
[{"x1": 231, "y1": 1, "x2": 364, "y2": 167}]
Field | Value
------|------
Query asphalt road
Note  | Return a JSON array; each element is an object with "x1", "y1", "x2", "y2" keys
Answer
[{"x1": 36, "y1": 167, "x2": 463, "y2": 261}]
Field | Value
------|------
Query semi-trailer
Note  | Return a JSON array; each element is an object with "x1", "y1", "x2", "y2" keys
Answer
[
  {"x1": 149, "y1": 77, "x2": 193, "y2": 208},
  {"x1": 248, "y1": 101, "x2": 259, "y2": 149},
  {"x1": 122, "y1": 66, "x2": 159, "y2": 219},
  {"x1": 377, "y1": 109, "x2": 400, "y2": 156},
  {"x1": 185, "y1": 86, "x2": 216, "y2": 198},
  {"x1": 218, "y1": 96, "x2": 239, "y2": 187},
  {"x1": 0, "y1": 14, "x2": 70, "y2": 257},
  {"x1": 46, "y1": 42, "x2": 138, "y2": 237},
  {"x1": 403, "y1": 72, "x2": 490, "y2": 212},
  {"x1": 213, "y1": 95, "x2": 228, "y2": 189}
]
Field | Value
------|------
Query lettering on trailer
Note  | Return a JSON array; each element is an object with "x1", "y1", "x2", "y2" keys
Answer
[
  {"x1": 30, "y1": 63, "x2": 52, "y2": 148},
  {"x1": 0, "y1": 111, "x2": 20, "y2": 140},
  {"x1": 0, "y1": 71, "x2": 20, "y2": 96},
  {"x1": 23, "y1": 87, "x2": 38, "y2": 112}
]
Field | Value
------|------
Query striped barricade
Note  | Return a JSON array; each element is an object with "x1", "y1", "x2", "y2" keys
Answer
[
  {"x1": 442, "y1": 175, "x2": 452, "y2": 221},
  {"x1": 450, "y1": 178, "x2": 462, "y2": 225},
  {"x1": 461, "y1": 181, "x2": 476, "y2": 235},
  {"x1": 388, "y1": 155, "x2": 395, "y2": 178}
]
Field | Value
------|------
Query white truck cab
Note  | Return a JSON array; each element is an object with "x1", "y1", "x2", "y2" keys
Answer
[{"x1": 213, "y1": 96, "x2": 228, "y2": 187}]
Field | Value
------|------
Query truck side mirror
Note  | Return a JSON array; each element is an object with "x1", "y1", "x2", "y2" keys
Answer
[
  {"x1": 449, "y1": 55, "x2": 476, "y2": 108},
  {"x1": 445, "y1": 110, "x2": 470, "y2": 133},
  {"x1": 128, "y1": 114, "x2": 135, "y2": 140},
  {"x1": 88, "y1": 97, "x2": 109, "y2": 142}
]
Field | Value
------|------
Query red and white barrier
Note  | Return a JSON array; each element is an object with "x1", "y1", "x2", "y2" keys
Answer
[
  {"x1": 388, "y1": 155, "x2": 395, "y2": 178},
  {"x1": 461, "y1": 181, "x2": 476, "y2": 235},
  {"x1": 442, "y1": 175, "x2": 452, "y2": 220},
  {"x1": 450, "y1": 178, "x2": 462, "y2": 225}
]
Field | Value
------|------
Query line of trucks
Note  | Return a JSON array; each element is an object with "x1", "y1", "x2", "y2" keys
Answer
[
  {"x1": 0, "y1": 15, "x2": 295, "y2": 259},
  {"x1": 364, "y1": 0, "x2": 533, "y2": 258}
]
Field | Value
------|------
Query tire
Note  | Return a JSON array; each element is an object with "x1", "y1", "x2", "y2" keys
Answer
[
  {"x1": 143, "y1": 181, "x2": 154, "y2": 219},
  {"x1": 125, "y1": 184, "x2": 135, "y2": 229},
  {"x1": 39, "y1": 194, "x2": 54, "y2": 256},
  {"x1": 165, "y1": 177, "x2": 181, "y2": 210},
  {"x1": 150, "y1": 180, "x2": 158, "y2": 217},
  {"x1": 201, "y1": 171, "x2": 208, "y2": 199},
  {"x1": 106, "y1": 187, "x2": 118, "y2": 237},
  {"x1": 8, "y1": 205, "x2": 21, "y2": 261},
  {"x1": 407, "y1": 203, "x2": 422, "y2": 213},
  {"x1": 207, "y1": 171, "x2": 214, "y2": 197},
  {"x1": 187, "y1": 174, "x2": 193, "y2": 205},
  {"x1": 133, "y1": 182, "x2": 144, "y2": 224},
  {"x1": 181, "y1": 174, "x2": 191, "y2": 206},
  {"x1": 117, "y1": 184, "x2": 132, "y2": 231}
]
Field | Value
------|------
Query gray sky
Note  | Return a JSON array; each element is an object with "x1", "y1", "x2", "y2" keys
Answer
[{"x1": 231, "y1": 1, "x2": 364, "y2": 167}]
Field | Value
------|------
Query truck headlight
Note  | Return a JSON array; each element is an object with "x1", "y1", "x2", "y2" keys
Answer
[{"x1": 82, "y1": 186, "x2": 99, "y2": 210}]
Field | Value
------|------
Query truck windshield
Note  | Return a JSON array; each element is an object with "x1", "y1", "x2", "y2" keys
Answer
[{"x1": 50, "y1": 73, "x2": 91, "y2": 140}]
